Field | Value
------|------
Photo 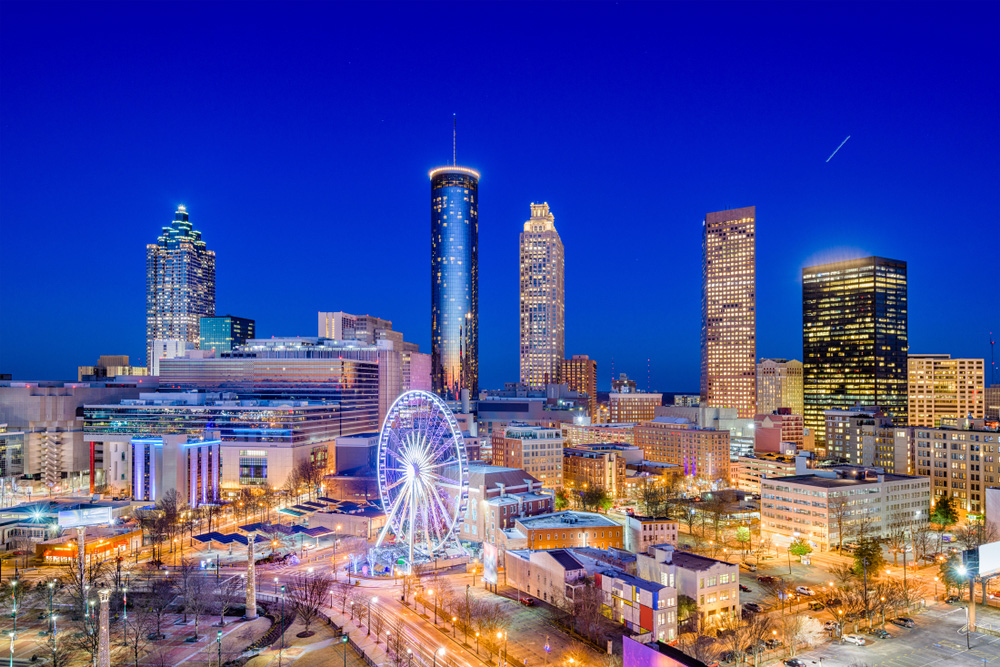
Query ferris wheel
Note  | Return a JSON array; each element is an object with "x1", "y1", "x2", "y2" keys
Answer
[{"x1": 374, "y1": 390, "x2": 469, "y2": 570}]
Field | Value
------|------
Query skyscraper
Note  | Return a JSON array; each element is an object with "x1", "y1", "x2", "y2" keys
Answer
[
  {"x1": 146, "y1": 205, "x2": 215, "y2": 367},
  {"x1": 907, "y1": 354, "x2": 984, "y2": 426},
  {"x1": 701, "y1": 206, "x2": 756, "y2": 418},
  {"x1": 561, "y1": 355, "x2": 598, "y2": 417},
  {"x1": 803, "y1": 256, "x2": 908, "y2": 443},
  {"x1": 519, "y1": 203, "x2": 565, "y2": 388},
  {"x1": 200, "y1": 315, "x2": 256, "y2": 355},
  {"x1": 756, "y1": 358, "x2": 804, "y2": 416},
  {"x1": 430, "y1": 165, "x2": 479, "y2": 400}
]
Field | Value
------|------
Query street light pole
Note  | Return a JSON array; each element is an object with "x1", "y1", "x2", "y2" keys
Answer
[{"x1": 217, "y1": 630, "x2": 222, "y2": 667}]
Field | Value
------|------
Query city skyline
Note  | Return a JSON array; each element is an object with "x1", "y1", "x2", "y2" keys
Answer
[{"x1": 1, "y1": 2, "x2": 998, "y2": 390}]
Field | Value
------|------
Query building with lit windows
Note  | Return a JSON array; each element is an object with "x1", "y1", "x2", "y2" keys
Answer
[
  {"x1": 77, "y1": 355, "x2": 149, "y2": 382},
  {"x1": 0, "y1": 424, "x2": 24, "y2": 480},
  {"x1": 637, "y1": 544, "x2": 739, "y2": 630},
  {"x1": 318, "y1": 311, "x2": 393, "y2": 344},
  {"x1": 562, "y1": 422, "x2": 635, "y2": 446},
  {"x1": 146, "y1": 205, "x2": 215, "y2": 367},
  {"x1": 612, "y1": 373, "x2": 638, "y2": 393},
  {"x1": 610, "y1": 392, "x2": 662, "y2": 423},
  {"x1": 476, "y1": 383, "x2": 588, "y2": 439},
  {"x1": 491, "y1": 423, "x2": 563, "y2": 489},
  {"x1": 633, "y1": 418, "x2": 730, "y2": 482},
  {"x1": 753, "y1": 409, "x2": 805, "y2": 454},
  {"x1": 986, "y1": 385, "x2": 1000, "y2": 421},
  {"x1": 459, "y1": 464, "x2": 552, "y2": 545},
  {"x1": 430, "y1": 165, "x2": 479, "y2": 401},
  {"x1": 912, "y1": 417, "x2": 1000, "y2": 520},
  {"x1": 734, "y1": 453, "x2": 805, "y2": 494},
  {"x1": 562, "y1": 446, "x2": 627, "y2": 498},
  {"x1": 596, "y1": 569, "x2": 677, "y2": 643},
  {"x1": 504, "y1": 510, "x2": 623, "y2": 551},
  {"x1": 519, "y1": 203, "x2": 565, "y2": 389},
  {"x1": 130, "y1": 434, "x2": 220, "y2": 508},
  {"x1": 803, "y1": 256, "x2": 908, "y2": 444},
  {"x1": 561, "y1": 355, "x2": 597, "y2": 418},
  {"x1": 907, "y1": 354, "x2": 984, "y2": 427},
  {"x1": 624, "y1": 515, "x2": 679, "y2": 554},
  {"x1": 824, "y1": 406, "x2": 911, "y2": 473},
  {"x1": 701, "y1": 207, "x2": 756, "y2": 419},
  {"x1": 756, "y1": 358, "x2": 803, "y2": 416},
  {"x1": 199, "y1": 315, "x2": 255, "y2": 355}
]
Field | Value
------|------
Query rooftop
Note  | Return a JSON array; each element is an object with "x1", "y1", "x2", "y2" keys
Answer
[
  {"x1": 652, "y1": 545, "x2": 736, "y2": 571},
  {"x1": 765, "y1": 471, "x2": 924, "y2": 488},
  {"x1": 517, "y1": 510, "x2": 620, "y2": 529},
  {"x1": 601, "y1": 568, "x2": 668, "y2": 593}
]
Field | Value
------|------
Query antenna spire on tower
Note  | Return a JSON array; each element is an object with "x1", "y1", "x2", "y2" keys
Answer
[{"x1": 452, "y1": 113, "x2": 457, "y2": 166}]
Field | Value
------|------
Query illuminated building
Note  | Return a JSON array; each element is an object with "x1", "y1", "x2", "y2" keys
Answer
[
  {"x1": 476, "y1": 383, "x2": 588, "y2": 439},
  {"x1": 623, "y1": 515, "x2": 679, "y2": 553},
  {"x1": 672, "y1": 394, "x2": 700, "y2": 407},
  {"x1": 823, "y1": 405, "x2": 910, "y2": 473},
  {"x1": 560, "y1": 355, "x2": 597, "y2": 418},
  {"x1": 753, "y1": 409, "x2": 804, "y2": 454},
  {"x1": 504, "y1": 510, "x2": 623, "y2": 551},
  {"x1": 637, "y1": 545, "x2": 739, "y2": 631},
  {"x1": 519, "y1": 203, "x2": 565, "y2": 389},
  {"x1": 199, "y1": 315, "x2": 255, "y2": 355},
  {"x1": 318, "y1": 312, "x2": 393, "y2": 344},
  {"x1": 562, "y1": 446, "x2": 626, "y2": 499},
  {"x1": 562, "y1": 422, "x2": 635, "y2": 446},
  {"x1": 78, "y1": 355, "x2": 149, "y2": 381},
  {"x1": 701, "y1": 206, "x2": 756, "y2": 419},
  {"x1": 612, "y1": 373, "x2": 637, "y2": 393},
  {"x1": 803, "y1": 257, "x2": 908, "y2": 443},
  {"x1": 756, "y1": 358, "x2": 803, "y2": 416},
  {"x1": 430, "y1": 165, "x2": 479, "y2": 400},
  {"x1": 733, "y1": 453, "x2": 803, "y2": 495},
  {"x1": 907, "y1": 354, "x2": 984, "y2": 426},
  {"x1": 913, "y1": 417, "x2": 1000, "y2": 519},
  {"x1": 146, "y1": 205, "x2": 215, "y2": 367},
  {"x1": 459, "y1": 464, "x2": 551, "y2": 545},
  {"x1": 633, "y1": 418, "x2": 730, "y2": 481},
  {"x1": 0, "y1": 424, "x2": 24, "y2": 479},
  {"x1": 987, "y1": 385, "x2": 1000, "y2": 421},
  {"x1": 491, "y1": 423, "x2": 563, "y2": 489},
  {"x1": 130, "y1": 434, "x2": 220, "y2": 507},
  {"x1": 609, "y1": 392, "x2": 661, "y2": 423}
]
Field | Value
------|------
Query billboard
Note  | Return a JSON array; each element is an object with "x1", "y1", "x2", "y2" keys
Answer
[
  {"x1": 58, "y1": 506, "x2": 113, "y2": 529},
  {"x1": 979, "y1": 540, "x2": 1000, "y2": 579},
  {"x1": 483, "y1": 542, "x2": 498, "y2": 585}
]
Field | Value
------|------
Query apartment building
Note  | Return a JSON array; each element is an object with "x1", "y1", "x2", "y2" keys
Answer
[
  {"x1": 563, "y1": 422, "x2": 636, "y2": 446},
  {"x1": 912, "y1": 417, "x2": 1000, "y2": 519},
  {"x1": 824, "y1": 406, "x2": 911, "y2": 473},
  {"x1": 491, "y1": 423, "x2": 563, "y2": 489},
  {"x1": 624, "y1": 515, "x2": 679, "y2": 554},
  {"x1": 562, "y1": 446, "x2": 627, "y2": 498},
  {"x1": 596, "y1": 569, "x2": 677, "y2": 643},
  {"x1": 754, "y1": 409, "x2": 805, "y2": 454},
  {"x1": 634, "y1": 418, "x2": 730, "y2": 481},
  {"x1": 759, "y1": 464, "x2": 931, "y2": 552},
  {"x1": 908, "y1": 354, "x2": 985, "y2": 426},
  {"x1": 637, "y1": 544, "x2": 740, "y2": 630}
]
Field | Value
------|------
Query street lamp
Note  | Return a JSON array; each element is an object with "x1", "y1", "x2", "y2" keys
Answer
[
  {"x1": 432, "y1": 647, "x2": 445, "y2": 667},
  {"x1": 217, "y1": 630, "x2": 222, "y2": 667},
  {"x1": 475, "y1": 632, "x2": 480, "y2": 654},
  {"x1": 452, "y1": 616, "x2": 457, "y2": 637},
  {"x1": 367, "y1": 596, "x2": 378, "y2": 635}
]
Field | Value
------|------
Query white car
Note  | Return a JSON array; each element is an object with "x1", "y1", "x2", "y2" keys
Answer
[
  {"x1": 795, "y1": 586, "x2": 815, "y2": 596},
  {"x1": 843, "y1": 634, "x2": 867, "y2": 646}
]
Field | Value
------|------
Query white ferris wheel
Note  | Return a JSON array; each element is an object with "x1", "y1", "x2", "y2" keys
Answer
[{"x1": 374, "y1": 390, "x2": 469, "y2": 570}]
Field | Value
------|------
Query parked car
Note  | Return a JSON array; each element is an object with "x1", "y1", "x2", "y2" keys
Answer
[
  {"x1": 764, "y1": 638, "x2": 783, "y2": 649},
  {"x1": 721, "y1": 651, "x2": 740, "y2": 663},
  {"x1": 519, "y1": 597, "x2": 534, "y2": 606},
  {"x1": 890, "y1": 617, "x2": 915, "y2": 628},
  {"x1": 743, "y1": 602, "x2": 764, "y2": 613},
  {"x1": 945, "y1": 595, "x2": 961, "y2": 604},
  {"x1": 739, "y1": 584, "x2": 751, "y2": 593},
  {"x1": 757, "y1": 575, "x2": 777, "y2": 583},
  {"x1": 843, "y1": 634, "x2": 867, "y2": 646},
  {"x1": 868, "y1": 628, "x2": 891, "y2": 639},
  {"x1": 784, "y1": 660, "x2": 808, "y2": 667},
  {"x1": 795, "y1": 586, "x2": 815, "y2": 596},
  {"x1": 808, "y1": 601, "x2": 826, "y2": 611},
  {"x1": 742, "y1": 562, "x2": 758, "y2": 572}
]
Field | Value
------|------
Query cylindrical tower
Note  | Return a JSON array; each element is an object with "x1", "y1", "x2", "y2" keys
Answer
[{"x1": 430, "y1": 166, "x2": 479, "y2": 401}]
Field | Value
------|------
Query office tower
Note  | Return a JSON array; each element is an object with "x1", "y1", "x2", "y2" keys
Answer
[
  {"x1": 78, "y1": 355, "x2": 149, "y2": 381},
  {"x1": 318, "y1": 312, "x2": 393, "y2": 344},
  {"x1": 987, "y1": 385, "x2": 1000, "y2": 421},
  {"x1": 146, "y1": 205, "x2": 215, "y2": 367},
  {"x1": 609, "y1": 392, "x2": 662, "y2": 423},
  {"x1": 561, "y1": 355, "x2": 597, "y2": 417},
  {"x1": 907, "y1": 354, "x2": 984, "y2": 426},
  {"x1": 519, "y1": 203, "x2": 565, "y2": 389},
  {"x1": 701, "y1": 206, "x2": 756, "y2": 419},
  {"x1": 756, "y1": 359, "x2": 804, "y2": 416},
  {"x1": 824, "y1": 405, "x2": 909, "y2": 473},
  {"x1": 200, "y1": 315, "x2": 256, "y2": 355},
  {"x1": 430, "y1": 165, "x2": 479, "y2": 400},
  {"x1": 803, "y1": 257, "x2": 908, "y2": 443}
]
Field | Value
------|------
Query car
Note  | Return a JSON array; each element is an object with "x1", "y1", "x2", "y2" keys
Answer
[
  {"x1": 742, "y1": 562, "x2": 758, "y2": 572},
  {"x1": 739, "y1": 584, "x2": 751, "y2": 592},
  {"x1": 843, "y1": 634, "x2": 867, "y2": 646},
  {"x1": 945, "y1": 595, "x2": 961, "y2": 604},
  {"x1": 721, "y1": 651, "x2": 740, "y2": 663},
  {"x1": 784, "y1": 660, "x2": 808, "y2": 667},
  {"x1": 757, "y1": 575, "x2": 777, "y2": 583},
  {"x1": 518, "y1": 597, "x2": 534, "y2": 606},
  {"x1": 823, "y1": 621, "x2": 838, "y2": 631},
  {"x1": 764, "y1": 638, "x2": 783, "y2": 649},
  {"x1": 868, "y1": 628, "x2": 891, "y2": 639},
  {"x1": 743, "y1": 602, "x2": 764, "y2": 613},
  {"x1": 889, "y1": 617, "x2": 915, "y2": 628},
  {"x1": 795, "y1": 586, "x2": 815, "y2": 596},
  {"x1": 808, "y1": 601, "x2": 826, "y2": 611},
  {"x1": 743, "y1": 641, "x2": 766, "y2": 653}
]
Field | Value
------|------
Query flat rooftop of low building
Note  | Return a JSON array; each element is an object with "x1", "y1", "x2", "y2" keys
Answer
[
  {"x1": 652, "y1": 546, "x2": 737, "y2": 571},
  {"x1": 601, "y1": 568, "x2": 668, "y2": 592},
  {"x1": 516, "y1": 510, "x2": 620, "y2": 529},
  {"x1": 766, "y1": 472, "x2": 923, "y2": 488}
]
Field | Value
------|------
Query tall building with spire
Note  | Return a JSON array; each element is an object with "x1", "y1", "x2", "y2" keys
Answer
[
  {"x1": 146, "y1": 205, "x2": 215, "y2": 367},
  {"x1": 519, "y1": 203, "x2": 565, "y2": 388},
  {"x1": 700, "y1": 206, "x2": 757, "y2": 418},
  {"x1": 430, "y1": 158, "x2": 479, "y2": 401}
]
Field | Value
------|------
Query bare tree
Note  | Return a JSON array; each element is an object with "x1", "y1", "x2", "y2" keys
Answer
[
  {"x1": 287, "y1": 571, "x2": 334, "y2": 637},
  {"x1": 830, "y1": 562, "x2": 858, "y2": 587},
  {"x1": 64, "y1": 591, "x2": 122, "y2": 666},
  {"x1": 122, "y1": 607, "x2": 157, "y2": 667},
  {"x1": 185, "y1": 574, "x2": 212, "y2": 641},
  {"x1": 717, "y1": 611, "x2": 752, "y2": 664},
  {"x1": 176, "y1": 558, "x2": 198, "y2": 623},
  {"x1": 885, "y1": 512, "x2": 909, "y2": 566},
  {"x1": 572, "y1": 579, "x2": 605, "y2": 643},
  {"x1": 145, "y1": 575, "x2": 176, "y2": 639},
  {"x1": 780, "y1": 614, "x2": 824, "y2": 656},
  {"x1": 216, "y1": 574, "x2": 243, "y2": 626},
  {"x1": 829, "y1": 495, "x2": 850, "y2": 551},
  {"x1": 333, "y1": 581, "x2": 352, "y2": 613}
]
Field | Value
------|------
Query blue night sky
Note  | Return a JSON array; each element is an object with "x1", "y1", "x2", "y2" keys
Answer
[{"x1": 1, "y1": 2, "x2": 998, "y2": 390}]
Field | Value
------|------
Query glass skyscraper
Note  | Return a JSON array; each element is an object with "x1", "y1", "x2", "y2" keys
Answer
[
  {"x1": 146, "y1": 205, "x2": 215, "y2": 366},
  {"x1": 199, "y1": 315, "x2": 255, "y2": 355},
  {"x1": 430, "y1": 166, "x2": 479, "y2": 400},
  {"x1": 802, "y1": 256, "x2": 908, "y2": 444}
]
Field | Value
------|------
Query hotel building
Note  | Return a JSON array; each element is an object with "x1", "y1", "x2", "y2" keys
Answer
[
  {"x1": 146, "y1": 205, "x2": 215, "y2": 367},
  {"x1": 759, "y1": 463, "x2": 930, "y2": 551},
  {"x1": 912, "y1": 418, "x2": 1000, "y2": 519},
  {"x1": 130, "y1": 434, "x2": 221, "y2": 508},
  {"x1": 753, "y1": 409, "x2": 805, "y2": 454},
  {"x1": 491, "y1": 423, "x2": 564, "y2": 489},
  {"x1": 610, "y1": 392, "x2": 662, "y2": 423},
  {"x1": 634, "y1": 418, "x2": 730, "y2": 481},
  {"x1": 519, "y1": 203, "x2": 565, "y2": 389},
  {"x1": 560, "y1": 355, "x2": 598, "y2": 418},
  {"x1": 756, "y1": 358, "x2": 804, "y2": 416},
  {"x1": 907, "y1": 354, "x2": 984, "y2": 426},
  {"x1": 701, "y1": 206, "x2": 756, "y2": 419},
  {"x1": 562, "y1": 422, "x2": 635, "y2": 446},
  {"x1": 803, "y1": 256, "x2": 908, "y2": 444},
  {"x1": 430, "y1": 165, "x2": 479, "y2": 400}
]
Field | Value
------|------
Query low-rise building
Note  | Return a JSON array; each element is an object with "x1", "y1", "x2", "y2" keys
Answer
[
  {"x1": 734, "y1": 453, "x2": 804, "y2": 495},
  {"x1": 501, "y1": 510, "x2": 623, "y2": 551},
  {"x1": 563, "y1": 446, "x2": 627, "y2": 498},
  {"x1": 624, "y1": 515, "x2": 678, "y2": 554},
  {"x1": 596, "y1": 568, "x2": 677, "y2": 643},
  {"x1": 754, "y1": 409, "x2": 804, "y2": 454},
  {"x1": 461, "y1": 464, "x2": 552, "y2": 545},
  {"x1": 760, "y1": 461, "x2": 931, "y2": 551},
  {"x1": 637, "y1": 544, "x2": 739, "y2": 630},
  {"x1": 912, "y1": 417, "x2": 1000, "y2": 519},
  {"x1": 634, "y1": 418, "x2": 730, "y2": 482},
  {"x1": 505, "y1": 548, "x2": 595, "y2": 608},
  {"x1": 491, "y1": 423, "x2": 563, "y2": 489}
]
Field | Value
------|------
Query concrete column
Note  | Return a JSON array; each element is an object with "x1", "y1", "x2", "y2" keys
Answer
[
  {"x1": 97, "y1": 588, "x2": 111, "y2": 667},
  {"x1": 245, "y1": 533, "x2": 258, "y2": 620},
  {"x1": 76, "y1": 526, "x2": 86, "y2": 586}
]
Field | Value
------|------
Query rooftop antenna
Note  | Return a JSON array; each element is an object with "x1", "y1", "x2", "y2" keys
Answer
[
  {"x1": 452, "y1": 113, "x2": 457, "y2": 166},
  {"x1": 991, "y1": 331, "x2": 997, "y2": 386},
  {"x1": 647, "y1": 358, "x2": 651, "y2": 393}
]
